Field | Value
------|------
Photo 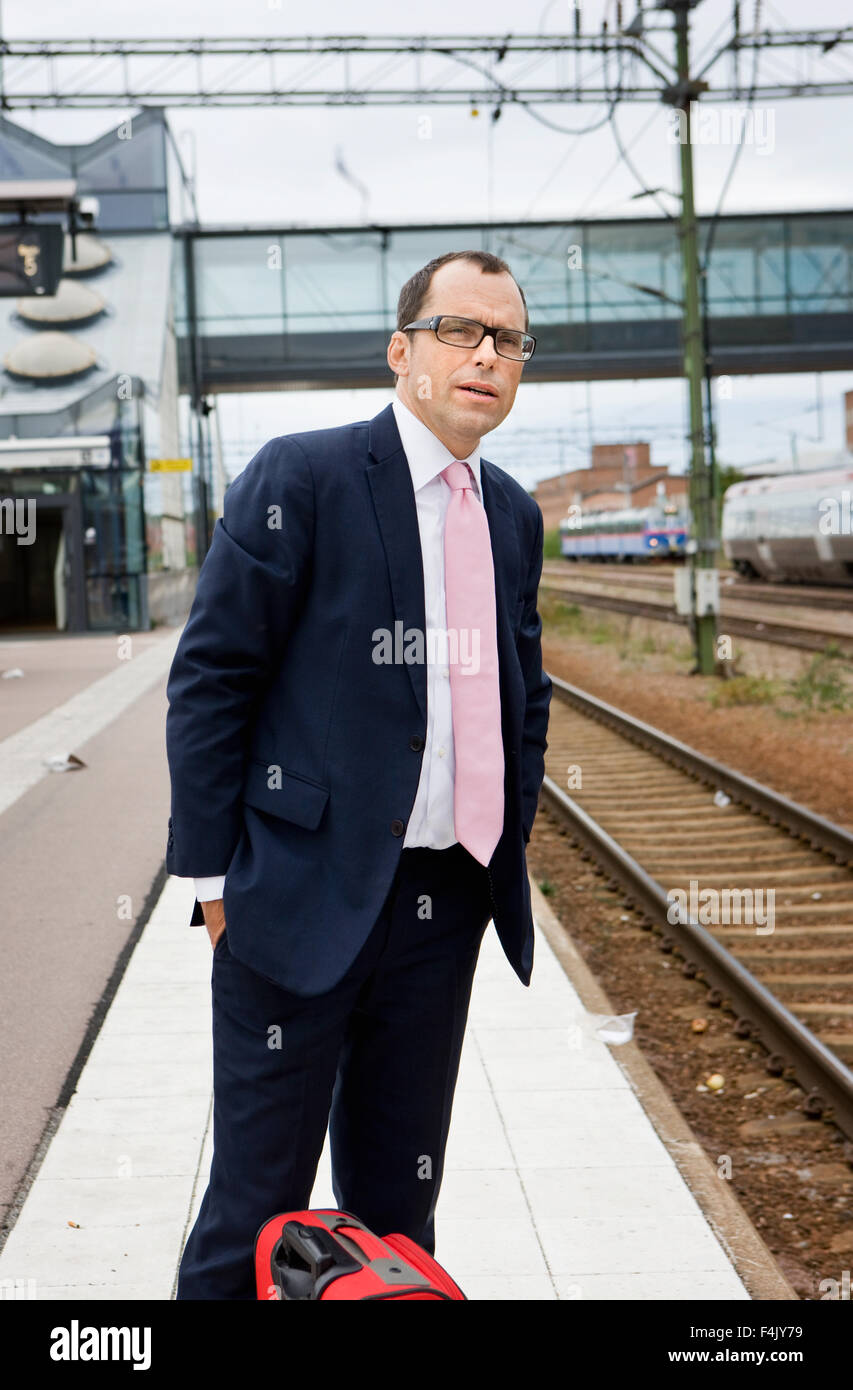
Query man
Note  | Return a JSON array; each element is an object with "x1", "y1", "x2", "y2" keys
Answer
[{"x1": 165, "y1": 249, "x2": 551, "y2": 1299}]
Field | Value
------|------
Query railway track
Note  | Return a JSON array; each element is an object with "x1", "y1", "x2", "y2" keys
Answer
[
  {"x1": 539, "y1": 675, "x2": 853, "y2": 1140},
  {"x1": 543, "y1": 561, "x2": 853, "y2": 613},
  {"x1": 539, "y1": 573, "x2": 853, "y2": 659}
]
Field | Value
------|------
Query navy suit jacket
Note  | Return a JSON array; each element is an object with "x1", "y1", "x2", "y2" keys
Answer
[{"x1": 165, "y1": 401, "x2": 552, "y2": 996}]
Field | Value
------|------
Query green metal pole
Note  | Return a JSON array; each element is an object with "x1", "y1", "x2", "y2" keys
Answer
[
  {"x1": 701, "y1": 271, "x2": 722, "y2": 569},
  {"x1": 672, "y1": 2, "x2": 718, "y2": 675}
]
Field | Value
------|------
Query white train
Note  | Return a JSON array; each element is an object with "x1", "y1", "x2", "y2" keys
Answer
[{"x1": 721, "y1": 468, "x2": 853, "y2": 585}]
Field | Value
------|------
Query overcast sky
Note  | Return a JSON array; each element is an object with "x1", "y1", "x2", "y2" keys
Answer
[{"x1": 4, "y1": 0, "x2": 853, "y2": 487}]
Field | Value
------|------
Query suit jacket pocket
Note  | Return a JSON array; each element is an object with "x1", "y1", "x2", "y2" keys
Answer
[{"x1": 243, "y1": 760, "x2": 330, "y2": 830}]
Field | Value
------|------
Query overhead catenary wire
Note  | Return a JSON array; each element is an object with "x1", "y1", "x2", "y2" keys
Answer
[
  {"x1": 604, "y1": 30, "x2": 677, "y2": 223},
  {"x1": 702, "y1": 0, "x2": 765, "y2": 271}
]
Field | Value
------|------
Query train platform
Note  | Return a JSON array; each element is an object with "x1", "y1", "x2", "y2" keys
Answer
[{"x1": 0, "y1": 866, "x2": 795, "y2": 1301}]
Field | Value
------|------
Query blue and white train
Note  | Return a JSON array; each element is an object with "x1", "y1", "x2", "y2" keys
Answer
[{"x1": 559, "y1": 502, "x2": 690, "y2": 562}]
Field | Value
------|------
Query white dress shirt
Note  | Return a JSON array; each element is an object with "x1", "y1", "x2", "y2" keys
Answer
[{"x1": 193, "y1": 391, "x2": 484, "y2": 904}]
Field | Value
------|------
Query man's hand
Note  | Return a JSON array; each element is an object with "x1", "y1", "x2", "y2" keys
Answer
[{"x1": 201, "y1": 898, "x2": 226, "y2": 950}]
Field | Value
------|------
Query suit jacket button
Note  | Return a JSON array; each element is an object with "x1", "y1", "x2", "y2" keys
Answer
[
  {"x1": 409, "y1": 735, "x2": 424, "y2": 751},
  {"x1": 390, "y1": 819, "x2": 405, "y2": 836}
]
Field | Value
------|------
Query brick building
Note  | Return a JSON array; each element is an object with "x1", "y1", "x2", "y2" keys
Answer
[{"x1": 534, "y1": 442, "x2": 689, "y2": 531}]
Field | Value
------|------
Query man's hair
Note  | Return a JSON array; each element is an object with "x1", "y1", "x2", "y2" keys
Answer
[{"x1": 391, "y1": 250, "x2": 529, "y2": 384}]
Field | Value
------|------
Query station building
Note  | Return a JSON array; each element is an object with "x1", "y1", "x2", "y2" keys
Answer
[{"x1": 0, "y1": 110, "x2": 198, "y2": 633}]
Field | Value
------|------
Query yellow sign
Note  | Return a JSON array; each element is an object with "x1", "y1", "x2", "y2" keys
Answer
[{"x1": 149, "y1": 458, "x2": 193, "y2": 472}]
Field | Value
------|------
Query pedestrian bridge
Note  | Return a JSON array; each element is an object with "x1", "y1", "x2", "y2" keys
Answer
[{"x1": 174, "y1": 210, "x2": 853, "y2": 391}]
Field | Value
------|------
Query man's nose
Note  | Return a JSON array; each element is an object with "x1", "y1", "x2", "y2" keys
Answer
[{"x1": 472, "y1": 333, "x2": 499, "y2": 368}]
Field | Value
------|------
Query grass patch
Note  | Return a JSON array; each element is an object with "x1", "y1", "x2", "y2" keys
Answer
[
  {"x1": 540, "y1": 590, "x2": 691, "y2": 669},
  {"x1": 789, "y1": 647, "x2": 852, "y2": 711},
  {"x1": 709, "y1": 674, "x2": 784, "y2": 708},
  {"x1": 543, "y1": 528, "x2": 563, "y2": 561},
  {"x1": 539, "y1": 594, "x2": 584, "y2": 633},
  {"x1": 708, "y1": 648, "x2": 853, "y2": 713}
]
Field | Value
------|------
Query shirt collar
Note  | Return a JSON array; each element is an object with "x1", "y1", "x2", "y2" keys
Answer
[{"x1": 392, "y1": 394, "x2": 482, "y2": 499}]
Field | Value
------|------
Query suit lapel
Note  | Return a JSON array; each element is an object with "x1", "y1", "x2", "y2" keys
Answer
[{"x1": 366, "y1": 406, "x2": 428, "y2": 725}]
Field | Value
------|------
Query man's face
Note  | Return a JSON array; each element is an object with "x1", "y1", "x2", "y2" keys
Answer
[{"x1": 387, "y1": 260, "x2": 527, "y2": 457}]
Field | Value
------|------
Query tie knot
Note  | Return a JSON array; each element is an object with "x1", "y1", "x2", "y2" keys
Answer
[{"x1": 441, "y1": 460, "x2": 473, "y2": 492}]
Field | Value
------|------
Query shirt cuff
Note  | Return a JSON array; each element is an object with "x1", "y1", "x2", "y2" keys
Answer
[{"x1": 194, "y1": 875, "x2": 226, "y2": 902}]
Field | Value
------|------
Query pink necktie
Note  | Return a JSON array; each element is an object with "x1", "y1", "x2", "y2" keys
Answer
[{"x1": 440, "y1": 461, "x2": 504, "y2": 866}]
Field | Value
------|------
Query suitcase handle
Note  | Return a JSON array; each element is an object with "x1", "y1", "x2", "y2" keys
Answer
[
  {"x1": 280, "y1": 1222, "x2": 339, "y2": 1277},
  {"x1": 272, "y1": 1221, "x2": 364, "y2": 1300}
]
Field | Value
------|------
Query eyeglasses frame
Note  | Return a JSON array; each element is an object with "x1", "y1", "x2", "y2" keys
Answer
[{"x1": 400, "y1": 313, "x2": 537, "y2": 362}]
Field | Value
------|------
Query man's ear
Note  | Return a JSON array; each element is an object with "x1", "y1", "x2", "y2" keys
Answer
[{"x1": 387, "y1": 330, "x2": 410, "y2": 379}]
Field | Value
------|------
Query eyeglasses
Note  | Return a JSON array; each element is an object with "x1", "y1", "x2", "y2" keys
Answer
[{"x1": 401, "y1": 314, "x2": 536, "y2": 362}]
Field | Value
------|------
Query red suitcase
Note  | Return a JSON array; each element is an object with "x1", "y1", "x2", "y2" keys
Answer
[{"x1": 255, "y1": 1208, "x2": 467, "y2": 1300}]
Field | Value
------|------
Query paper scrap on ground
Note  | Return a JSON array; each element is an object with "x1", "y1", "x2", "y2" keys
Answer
[
  {"x1": 43, "y1": 752, "x2": 86, "y2": 772},
  {"x1": 571, "y1": 1010, "x2": 638, "y2": 1045}
]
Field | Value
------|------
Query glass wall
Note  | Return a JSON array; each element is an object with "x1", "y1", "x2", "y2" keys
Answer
[
  {"x1": 283, "y1": 233, "x2": 386, "y2": 334},
  {"x1": 173, "y1": 212, "x2": 853, "y2": 385},
  {"x1": 194, "y1": 234, "x2": 285, "y2": 336},
  {"x1": 81, "y1": 460, "x2": 146, "y2": 630}
]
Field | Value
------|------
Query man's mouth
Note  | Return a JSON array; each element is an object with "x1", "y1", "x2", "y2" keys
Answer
[{"x1": 458, "y1": 384, "x2": 498, "y2": 399}]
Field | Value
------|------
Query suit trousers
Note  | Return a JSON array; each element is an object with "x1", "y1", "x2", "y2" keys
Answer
[{"x1": 176, "y1": 842, "x2": 493, "y2": 1299}]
